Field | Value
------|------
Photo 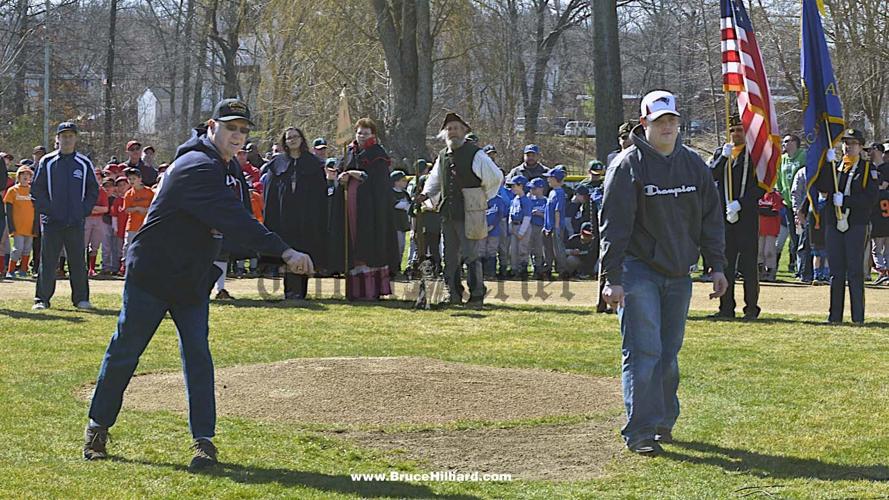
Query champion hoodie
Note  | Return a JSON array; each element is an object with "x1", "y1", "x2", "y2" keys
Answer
[{"x1": 599, "y1": 126, "x2": 726, "y2": 286}]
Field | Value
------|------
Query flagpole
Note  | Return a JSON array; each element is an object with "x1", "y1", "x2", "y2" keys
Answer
[
  {"x1": 823, "y1": 117, "x2": 843, "y2": 222},
  {"x1": 724, "y1": 92, "x2": 734, "y2": 202}
]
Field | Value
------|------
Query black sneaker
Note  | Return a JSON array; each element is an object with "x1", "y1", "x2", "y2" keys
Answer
[
  {"x1": 708, "y1": 311, "x2": 735, "y2": 320},
  {"x1": 83, "y1": 425, "x2": 109, "y2": 460},
  {"x1": 628, "y1": 439, "x2": 663, "y2": 456},
  {"x1": 188, "y1": 438, "x2": 218, "y2": 472},
  {"x1": 654, "y1": 428, "x2": 673, "y2": 444},
  {"x1": 465, "y1": 296, "x2": 484, "y2": 310}
]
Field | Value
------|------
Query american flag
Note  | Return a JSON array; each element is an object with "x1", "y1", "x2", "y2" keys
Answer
[{"x1": 721, "y1": 0, "x2": 780, "y2": 190}]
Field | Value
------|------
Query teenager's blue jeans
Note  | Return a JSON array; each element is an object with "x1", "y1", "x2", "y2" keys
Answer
[
  {"x1": 88, "y1": 279, "x2": 215, "y2": 439},
  {"x1": 617, "y1": 257, "x2": 692, "y2": 446}
]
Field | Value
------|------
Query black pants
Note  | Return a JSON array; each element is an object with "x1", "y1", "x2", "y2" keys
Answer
[
  {"x1": 411, "y1": 213, "x2": 442, "y2": 270},
  {"x1": 825, "y1": 223, "x2": 867, "y2": 323},
  {"x1": 720, "y1": 218, "x2": 760, "y2": 317},
  {"x1": 782, "y1": 204, "x2": 799, "y2": 272},
  {"x1": 36, "y1": 224, "x2": 89, "y2": 305},
  {"x1": 284, "y1": 273, "x2": 309, "y2": 299}
]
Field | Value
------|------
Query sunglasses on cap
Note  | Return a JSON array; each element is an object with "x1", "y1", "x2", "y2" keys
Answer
[{"x1": 223, "y1": 122, "x2": 251, "y2": 135}]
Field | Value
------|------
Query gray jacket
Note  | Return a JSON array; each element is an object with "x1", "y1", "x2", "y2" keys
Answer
[
  {"x1": 790, "y1": 167, "x2": 808, "y2": 214},
  {"x1": 599, "y1": 127, "x2": 726, "y2": 286}
]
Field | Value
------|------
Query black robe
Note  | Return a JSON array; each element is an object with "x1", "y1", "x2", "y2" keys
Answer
[
  {"x1": 261, "y1": 152, "x2": 329, "y2": 269},
  {"x1": 329, "y1": 141, "x2": 397, "y2": 273}
]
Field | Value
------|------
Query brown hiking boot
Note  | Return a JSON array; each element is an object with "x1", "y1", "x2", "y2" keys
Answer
[
  {"x1": 83, "y1": 425, "x2": 109, "y2": 460},
  {"x1": 188, "y1": 438, "x2": 218, "y2": 472}
]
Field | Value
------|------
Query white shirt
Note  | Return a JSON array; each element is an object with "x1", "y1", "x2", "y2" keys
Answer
[{"x1": 423, "y1": 149, "x2": 503, "y2": 201}]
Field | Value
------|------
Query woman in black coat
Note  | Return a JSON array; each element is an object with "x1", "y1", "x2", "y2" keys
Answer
[
  {"x1": 262, "y1": 126, "x2": 328, "y2": 300},
  {"x1": 329, "y1": 118, "x2": 398, "y2": 301}
]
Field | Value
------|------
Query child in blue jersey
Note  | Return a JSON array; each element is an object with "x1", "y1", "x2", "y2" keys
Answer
[
  {"x1": 528, "y1": 177, "x2": 547, "y2": 278},
  {"x1": 507, "y1": 175, "x2": 532, "y2": 278},
  {"x1": 482, "y1": 190, "x2": 509, "y2": 278},
  {"x1": 542, "y1": 166, "x2": 569, "y2": 279}
]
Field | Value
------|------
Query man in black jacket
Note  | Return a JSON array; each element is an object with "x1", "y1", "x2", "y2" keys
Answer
[
  {"x1": 708, "y1": 114, "x2": 765, "y2": 320},
  {"x1": 30, "y1": 122, "x2": 99, "y2": 310},
  {"x1": 83, "y1": 99, "x2": 314, "y2": 471}
]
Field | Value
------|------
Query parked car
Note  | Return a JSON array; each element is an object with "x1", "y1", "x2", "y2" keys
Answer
[{"x1": 564, "y1": 121, "x2": 596, "y2": 137}]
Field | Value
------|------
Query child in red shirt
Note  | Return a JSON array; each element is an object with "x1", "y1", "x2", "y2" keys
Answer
[{"x1": 758, "y1": 190, "x2": 784, "y2": 282}]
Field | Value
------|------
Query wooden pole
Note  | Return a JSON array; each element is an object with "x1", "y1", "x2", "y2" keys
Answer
[{"x1": 724, "y1": 92, "x2": 734, "y2": 202}]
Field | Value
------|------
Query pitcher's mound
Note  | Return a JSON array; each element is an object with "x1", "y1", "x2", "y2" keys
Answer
[
  {"x1": 97, "y1": 356, "x2": 625, "y2": 480},
  {"x1": 114, "y1": 356, "x2": 620, "y2": 427}
]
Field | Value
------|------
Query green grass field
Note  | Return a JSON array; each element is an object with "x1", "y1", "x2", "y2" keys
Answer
[{"x1": 1, "y1": 292, "x2": 888, "y2": 499}]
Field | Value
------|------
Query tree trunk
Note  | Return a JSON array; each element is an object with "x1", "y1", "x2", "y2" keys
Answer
[
  {"x1": 11, "y1": 0, "x2": 29, "y2": 116},
  {"x1": 180, "y1": 0, "x2": 195, "y2": 131},
  {"x1": 193, "y1": 0, "x2": 216, "y2": 124},
  {"x1": 369, "y1": 0, "x2": 433, "y2": 161},
  {"x1": 103, "y1": 0, "x2": 119, "y2": 153},
  {"x1": 592, "y1": 0, "x2": 622, "y2": 162}
]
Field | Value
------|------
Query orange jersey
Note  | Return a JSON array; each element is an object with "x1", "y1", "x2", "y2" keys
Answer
[
  {"x1": 123, "y1": 186, "x2": 154, "y2": 232},
  {"x1": 250, "y1": 191, "x2": 264, "y2": 223},
  {"x1": 3, "y1": 184, "x2": 36, "y2": 237}
]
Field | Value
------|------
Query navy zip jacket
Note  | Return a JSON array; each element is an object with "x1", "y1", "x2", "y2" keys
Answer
[
  {"x1": 125, "y1": 129, "x2": 289, "y2": 304},
  {"x1": 30, "y1": 150, "x2": 99, "y2": 229}
]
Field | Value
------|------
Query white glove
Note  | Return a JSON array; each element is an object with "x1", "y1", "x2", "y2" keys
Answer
[
  {"x1": 833, "y1": 192, "x2": 844, "y2": 207},
  {"x1": 726, "y1": 200, "x2": 741, "y2": 213},
  {"x1": 282, "y1": 248, "x2": 315, "y2": 275},
  {"x1": 721, "y1": 143, "x2": 734, "y2": 158},
  {"x1": 726, "y1": 210, "x2": 739, "y2": 224},
  {"x1": 826, "y1": 149, "x2": 837, "y2": 163}
]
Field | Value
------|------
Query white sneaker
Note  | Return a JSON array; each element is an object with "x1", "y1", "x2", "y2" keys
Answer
[
  {"x1": 75, "y1": 301, "x2": 94, "y2": 310},
  {"x1": 32, "y1": 302, "x2": 48, "y2": 310}
]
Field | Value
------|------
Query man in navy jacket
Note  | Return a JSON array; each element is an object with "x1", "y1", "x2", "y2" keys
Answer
[
  {"x1": 30, "y1": 121, "x2": 99, "y2": 309},
  {"x1": 83, "y1": 99, "x2": 314, "y2": 471}
]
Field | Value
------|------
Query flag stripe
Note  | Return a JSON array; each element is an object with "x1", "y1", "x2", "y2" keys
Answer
[{"x1": 721, "y1": 0, "x2": 780, "y2": 189}]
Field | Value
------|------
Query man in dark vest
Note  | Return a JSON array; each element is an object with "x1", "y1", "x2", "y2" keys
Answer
[
  {"x1": 708, "y1": 114, "x2": 765, "y2": 320},
  {"x1": 415, "y1": 113, "x2": 502, "y2": 308}
]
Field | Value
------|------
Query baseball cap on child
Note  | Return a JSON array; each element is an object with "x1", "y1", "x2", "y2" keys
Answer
[{"x1": 507, "y1": 175, "x2": 528, "y2": 186}]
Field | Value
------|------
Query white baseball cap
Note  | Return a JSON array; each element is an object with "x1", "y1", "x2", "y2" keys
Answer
[{"x1": 640, "y1": 90, "x2": 681, "y2": 122}]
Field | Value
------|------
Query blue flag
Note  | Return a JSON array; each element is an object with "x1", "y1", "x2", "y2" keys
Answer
[{"x1": 801, "y1": 0, "x2": 844, "y2": 215}]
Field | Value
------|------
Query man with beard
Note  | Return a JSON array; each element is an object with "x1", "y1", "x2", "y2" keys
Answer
[
  {"x1": 414, "y1": 113, "x2": 502, "y2": 308},
  {"x1": 506, "y1": 144, "x2": 547, "y2": 182}
]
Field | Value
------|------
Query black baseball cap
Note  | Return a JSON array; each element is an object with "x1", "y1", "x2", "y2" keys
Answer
[
  {"x1": 864, "y1": 142, "x2": 885, "y2": 153},
  {"x1": 211, "y1": 98, "x2": 255, "y2": 126},
  {"x1": 56, "y1": 121, "x2": 78, "y2": 134},
  {"x1": 313, "y1": 137, "x2": 328, "y2": 149}
]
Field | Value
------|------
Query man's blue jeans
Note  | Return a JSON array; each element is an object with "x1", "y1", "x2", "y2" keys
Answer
[
  {"x1": 88, "y1": 279, "x2": 216, "y2": 439},
  {"x1": 617, "y1": 257, "x2": 692, "y2": 446}
]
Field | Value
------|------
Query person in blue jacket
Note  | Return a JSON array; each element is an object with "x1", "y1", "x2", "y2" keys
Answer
[
  {"x1": 542, "y1": 166, "x2": 569, "y2": 279},
  {"x1": 82, "y1": 99, "x2": 314, "y2": 471},
  {"x1": 30, "y1": 121, "x2": 99, "y2": 310},
  {"x1": 482, "y1": 189, "x2": 509, "y2": 278},
  {"x1": 528, "y1": 177, "x2": 548, "y2": 278}
]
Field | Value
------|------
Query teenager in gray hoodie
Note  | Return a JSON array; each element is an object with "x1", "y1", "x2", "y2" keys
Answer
[{"x1": 599, "y1": 90, "x2": 728, "y2": 455}]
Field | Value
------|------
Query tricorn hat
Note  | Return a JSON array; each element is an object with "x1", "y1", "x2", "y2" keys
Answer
[{"x1": 441, "y1": 112, "x2": 471, "y2": 132}]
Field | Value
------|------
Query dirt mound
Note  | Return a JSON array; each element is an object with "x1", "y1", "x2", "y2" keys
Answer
[{"x1": 89, "y1": 356, "x2": 625, "y2": 480}]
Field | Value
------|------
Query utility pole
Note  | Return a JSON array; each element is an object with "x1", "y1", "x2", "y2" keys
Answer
[{"x1": 43, "y1": 0, "x2": 50, "y2": 149}]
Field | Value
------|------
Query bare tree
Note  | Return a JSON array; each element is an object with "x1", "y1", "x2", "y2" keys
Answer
[
  {"x1": 523, "y1": 0, "x2": 590, "y2": 142},
  {"x1": 102, "y1": 0, "x2": 118, "y2": 151},
  {"x1": 592, "y1": 0, "x2": 622, "y2": 161},
  {"x1": 369, "y1": 0, "x2": 433, "y2": 160}
]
